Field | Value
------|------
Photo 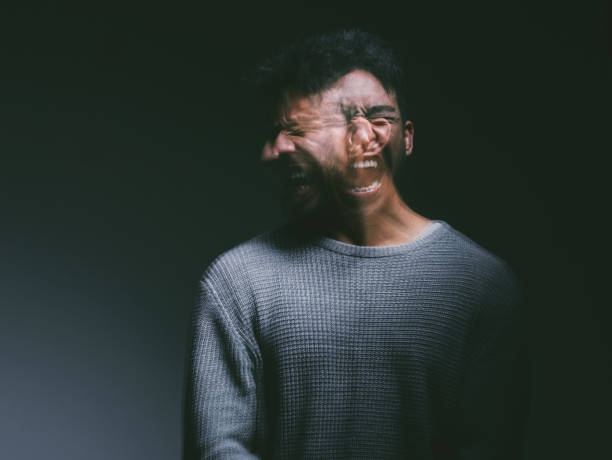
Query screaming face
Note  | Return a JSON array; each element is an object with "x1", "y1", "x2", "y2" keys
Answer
[{"x1": 261, "y1": 70, "x2": 413, "y2": 219}]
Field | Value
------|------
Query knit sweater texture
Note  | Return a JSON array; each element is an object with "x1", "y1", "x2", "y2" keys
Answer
[{"x1": 184, "y1": 221, "x2": 529, "y2": 459}]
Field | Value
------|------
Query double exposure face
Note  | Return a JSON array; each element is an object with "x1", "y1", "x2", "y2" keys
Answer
[{"x1": 261, "y1": 70, "x2": 413, "y2": 218}]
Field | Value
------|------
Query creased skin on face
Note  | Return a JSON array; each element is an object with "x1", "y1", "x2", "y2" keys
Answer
[
  {"x1": 346, "y1": 116, "x2": 391, "y2": 158},
  {"x1": 343, "y1": 114, "x2": 392, "y2": 189}
]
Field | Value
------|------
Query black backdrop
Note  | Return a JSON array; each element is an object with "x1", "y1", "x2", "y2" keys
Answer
[{"x1": 1, "y1": 2, "x2": 610, "y2": 459}]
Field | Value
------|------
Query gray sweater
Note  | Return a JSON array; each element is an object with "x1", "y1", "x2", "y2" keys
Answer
[{"x1": 184, "y1": 221, "x2": 529, "y2": 459}]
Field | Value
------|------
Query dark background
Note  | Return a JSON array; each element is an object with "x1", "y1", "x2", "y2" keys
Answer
[{"x1": 1, "y1": 1, "x2": 609, "y2": 459}]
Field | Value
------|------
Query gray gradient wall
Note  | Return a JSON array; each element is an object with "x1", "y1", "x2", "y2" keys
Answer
[{"x1": 1, "y1": 2, "x2": 610, "y2": 459}]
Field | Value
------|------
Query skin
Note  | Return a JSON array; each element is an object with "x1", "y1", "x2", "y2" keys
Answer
[{"x1": 261, "y1": 70, "x2": 430, "y2": 246}]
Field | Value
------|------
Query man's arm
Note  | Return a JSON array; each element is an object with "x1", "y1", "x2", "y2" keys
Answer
[{"x1": 183, "y1": 277, "x2": 260, "y2": 460}]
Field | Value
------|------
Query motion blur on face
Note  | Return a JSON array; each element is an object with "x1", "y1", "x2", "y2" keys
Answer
[{"x1": 256, "y1": 30, "x2": 413, "y2": 221}]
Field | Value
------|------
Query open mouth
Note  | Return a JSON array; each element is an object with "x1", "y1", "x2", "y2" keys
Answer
[
  {"x1": 288, "y1": 168, "x2": 311, "y2": 194},
  {"x1": 347, "y1": 157, "x2": 382, "y2": 196},
  {"x1": 280, "y1": 157, "x2": 384, "y2": 199}
]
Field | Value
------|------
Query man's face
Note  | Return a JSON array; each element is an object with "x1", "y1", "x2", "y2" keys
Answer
[{"x1": 261, "y1": 70, "x2": 413, "y2": 218}]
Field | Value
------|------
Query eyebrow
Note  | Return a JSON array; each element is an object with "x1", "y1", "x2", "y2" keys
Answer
[
  {"x1": 277, "y1": 119, "x2": 299, "y2": 130},
  {"x1": 364, "y1": 105, "x2": 398, "y2": 117},
  {"x1": 337, "y1": 103, "x2": 399, "y2": 122}
]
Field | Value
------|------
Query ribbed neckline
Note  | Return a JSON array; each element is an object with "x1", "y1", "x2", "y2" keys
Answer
[{"x1": 312, "y1": 220, "x2": 449, "y2": 258}]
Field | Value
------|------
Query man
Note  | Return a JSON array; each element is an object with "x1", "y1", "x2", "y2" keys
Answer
[{"x1": 184, "y1": 30, "x2": 529, "y2": 459}]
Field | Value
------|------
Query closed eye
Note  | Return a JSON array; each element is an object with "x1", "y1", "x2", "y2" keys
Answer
[
  {"x1": 286, "y1": 128, "x2": 305, "y2": 137},
  {"x1": 370, "y1": 117, "x2": 396, "y2": 126},
  {"x1": 277, "y1": 119, "x2": 306, "y2": 137},
  {"x1": 364, "y1": 106, "x2": 399, "y2": 124}
]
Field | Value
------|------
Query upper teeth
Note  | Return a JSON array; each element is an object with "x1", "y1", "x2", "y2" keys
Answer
[
  {"x1": 291, "y1": 171, "x2": 306, "y2": 179},
  {"x1": 352, "y1": 160, "x2": 377, "y2": 169}
]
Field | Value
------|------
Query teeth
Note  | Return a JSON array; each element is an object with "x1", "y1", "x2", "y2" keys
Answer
[
  {"x1": 352, "y1": 160, "x2": 378, "y2": 169},
  {"x1": 291, "y1": 171, "x2": 306, "y2": 180},
  {"x1": 351, "y1": 180, "x2": 381, "y2": 193}
]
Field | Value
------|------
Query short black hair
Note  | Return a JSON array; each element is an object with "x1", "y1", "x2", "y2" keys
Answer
[{"x1": 254, "y1": 29, "x2": 409, "y2": 122}]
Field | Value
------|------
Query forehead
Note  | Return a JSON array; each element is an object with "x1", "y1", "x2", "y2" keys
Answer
[
  {"x1": 325, "y1": 70, "x2": 397, "y2": 108},
  {"x1": 281, "y1": 70, "x2": 398, "y2": 120}
]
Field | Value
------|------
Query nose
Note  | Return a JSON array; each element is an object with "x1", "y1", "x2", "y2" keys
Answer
[
  {"x1": 351, "y1": 118, "x2": 375, "y2": 146},
  {"x1": 261, "y1": 131, "x2": 296, "y2": 161},
  {"x1": 348, "y1": 118, "x2": 391, "y2": 157}
]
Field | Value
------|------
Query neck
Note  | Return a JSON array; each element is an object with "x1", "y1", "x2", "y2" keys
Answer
[{"x1": 298, "y1": 187, "x2": 430, "y2": 247}]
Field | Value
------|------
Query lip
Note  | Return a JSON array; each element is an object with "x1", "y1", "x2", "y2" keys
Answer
[
  {"x1": 293, "y1": 184, "x2": 311, "y2": 195},
  {"x1": 347, "y1": 179, "x2": 382, "y2": 196}
]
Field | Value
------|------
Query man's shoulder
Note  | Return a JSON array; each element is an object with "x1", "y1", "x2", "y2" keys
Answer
[
  {"x1": 439, "y1": 222, "x2": 512, "y2": 264},
  {"x1": 201, "y1": 227, "x2": 296, "y2": 286},
  {"x1": 435, "y1": 222, "x2": 521, "y2": 299}
]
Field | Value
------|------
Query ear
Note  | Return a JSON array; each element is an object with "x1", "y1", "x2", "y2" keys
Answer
[{"x1": 404, "y1": 120, "x2": 414, "y2": 156}]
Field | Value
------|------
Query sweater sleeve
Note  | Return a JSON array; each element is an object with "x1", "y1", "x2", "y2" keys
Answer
[
  {"x1": 455, "y1": 272, "x2": 531, "y2": 460},
  {"x1": 183, "y1": 277, "x2": 260, "y2": 460}
]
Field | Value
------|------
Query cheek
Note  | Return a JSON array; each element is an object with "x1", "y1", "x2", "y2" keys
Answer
[
  {"x1": 314, "y1": 130, "x2": 349, "y2": 166},
  {"x1": 385, "y1": 131, "x2": 406, "y2": 169}
]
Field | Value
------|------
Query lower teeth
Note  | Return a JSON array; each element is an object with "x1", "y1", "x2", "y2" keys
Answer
[{"x1": 352, "y1": 180, "x2": 381, "y2": 193}]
